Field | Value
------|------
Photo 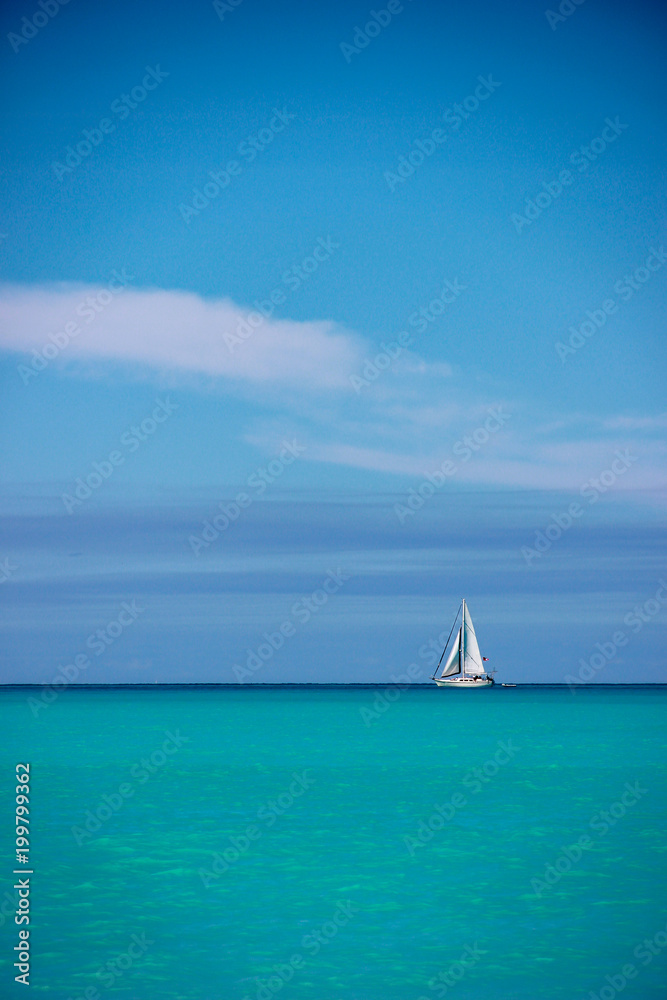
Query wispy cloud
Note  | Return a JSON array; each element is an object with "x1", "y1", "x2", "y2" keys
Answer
[
  {"x1": 601, "y1": 414, "x2": 667, "y2": 431},
  {"x1": 1, "y1": 283, "x2": 665, "y2": 492},
  {"x1": 0, "y1": 282, "x2": 363, "y2": 389}
]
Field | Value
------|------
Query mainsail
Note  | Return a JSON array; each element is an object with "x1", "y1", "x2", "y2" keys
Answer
[{"x1": 462, "y1": 603, "x2": 484, "y2": 675}]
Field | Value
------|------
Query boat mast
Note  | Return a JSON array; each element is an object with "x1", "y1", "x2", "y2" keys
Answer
[{"x1": 460, "y1": 598, "x2": 465, "y2": 675}]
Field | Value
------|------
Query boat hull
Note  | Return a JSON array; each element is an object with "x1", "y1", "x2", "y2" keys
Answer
[{"x1": 434, "y1": 676, "x2": 494, "y2": 688}]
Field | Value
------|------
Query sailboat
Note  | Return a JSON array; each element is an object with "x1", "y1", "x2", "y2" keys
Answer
[{"x1": 433, "y1": 599, "x2": 494, "y2": 688}]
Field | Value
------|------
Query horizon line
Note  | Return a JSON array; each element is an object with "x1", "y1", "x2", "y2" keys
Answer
[{"x1": 2, "y1": 682, "x2": 666, "y2": 689}]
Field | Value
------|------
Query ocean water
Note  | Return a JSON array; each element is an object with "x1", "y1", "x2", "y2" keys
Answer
[{"x1": 1, "y1": 685, "x2": 666, "y2": 1000}]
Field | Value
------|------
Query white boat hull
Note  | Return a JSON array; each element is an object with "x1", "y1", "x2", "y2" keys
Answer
[{"x1": 434, "y1": 675, "x2": 494, "y2": 688}]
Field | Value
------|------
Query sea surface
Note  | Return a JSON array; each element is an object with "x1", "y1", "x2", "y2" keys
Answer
[{"x1": 1, "y1": 685, "x2": 666, "y2": 1000}]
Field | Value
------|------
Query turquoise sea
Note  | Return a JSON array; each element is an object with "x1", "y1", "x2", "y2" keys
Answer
[{"x1": 1, "y1": 686, "x2": 666, "y2": 1000}]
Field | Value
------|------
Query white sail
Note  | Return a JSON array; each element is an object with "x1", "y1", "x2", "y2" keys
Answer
[
  {"x1": 462, "y1": 603, "x2": 484, "y2": 675},
  {"x1": 433, "y1": 599, "x2": 494, "y2": 687},
  {"x1": 439, "y1": 628, "x2": 461, "y2": 677}
]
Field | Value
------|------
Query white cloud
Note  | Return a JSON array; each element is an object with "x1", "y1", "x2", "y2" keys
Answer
[
  {"x1": 1, "y1": 282, "x2": 665, "y2": 492},
  {"x1": 307, "y1": 443, "x2": 432, "y2": 475},
  {"x1": 304, "y1": 441, "x2": 666, "y2": 490},
  {"x1": 0, "y1": 282, "x2": 363, "y2": 389}
]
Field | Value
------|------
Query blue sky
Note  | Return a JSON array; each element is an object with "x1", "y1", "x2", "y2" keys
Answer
[{"x1": 0, "y1": 0, "x2": 665, "y2": 682}]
